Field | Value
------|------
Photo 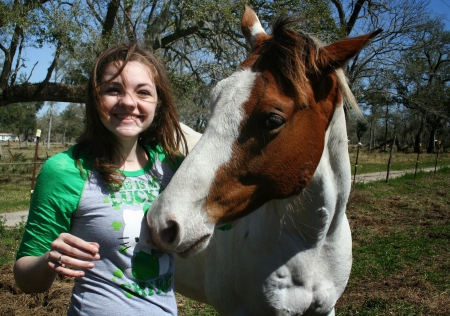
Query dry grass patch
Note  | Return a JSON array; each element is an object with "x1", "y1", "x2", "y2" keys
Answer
[{"x1": 338, "y1": 169, "x2": 450, "y2": 315}]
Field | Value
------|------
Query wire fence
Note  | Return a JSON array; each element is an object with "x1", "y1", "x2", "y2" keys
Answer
[
  {"x1": 0, "y1": 143, "x2": 448, "y2": 188},
  {"x1": 351, "y1": 141, "x2": 447, "y2": 187}
]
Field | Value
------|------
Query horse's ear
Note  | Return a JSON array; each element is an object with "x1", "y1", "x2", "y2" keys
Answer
[
  {"x1": 241, "y1": 5, "x2": 269, "y2": 51},
  {"x1": 318, "y1": 29, "x2": 382, "y2": 72}
]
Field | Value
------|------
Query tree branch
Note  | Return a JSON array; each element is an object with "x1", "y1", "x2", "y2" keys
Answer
[
  {"x1": 152, "y1": 23, "x2": 203, "y2": 50},
  {"x1": 102, "y1": 0, "x2": 120, "y2": 39},
  {"x1": 346, "y1": 0, "x2": 368, "y2": 36},
  {"x1": 35, "y1": 41, "x2": 62, "y2": 96},
  {"x1": 10, "y1": 35, "x2": 25, "y2": 86},
  {"x1": 0, "y1": 83, "x2": 86, "y2": 107},
  {"x1": 330, "y1": 0, "x2": 346, "y2": 30},
  {"x1": 86, "y1": 0, "x2": 103, "y2": 25},
  {"x1": 0, "y1": 25, "x2": 23, "y2": 91}
]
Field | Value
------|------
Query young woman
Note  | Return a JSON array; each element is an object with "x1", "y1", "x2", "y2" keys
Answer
[{"x1": 14, "y1": 43, "x2": 187, "y2": 315}]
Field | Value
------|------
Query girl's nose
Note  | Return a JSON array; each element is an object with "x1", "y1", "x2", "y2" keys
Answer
[{"x1": 119, "y1": 91, "x2": 137, "y2": 110}]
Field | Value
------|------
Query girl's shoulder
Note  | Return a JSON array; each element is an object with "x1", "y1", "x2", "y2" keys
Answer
[
  {"x1": 41, "y1": 144, "x2": 92, "y2": 177},
  {"x1": 144, "y1": 144, "x2": 184, "y2": 172}
]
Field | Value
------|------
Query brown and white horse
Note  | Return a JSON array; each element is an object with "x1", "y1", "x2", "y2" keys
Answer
[{"x1": 149, "y1": 6, "x2": 380, "y2": 315}]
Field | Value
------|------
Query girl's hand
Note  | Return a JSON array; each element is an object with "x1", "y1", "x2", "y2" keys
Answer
[{"x1": 47, "y1": 233, "x2": 100, "y2": 277}]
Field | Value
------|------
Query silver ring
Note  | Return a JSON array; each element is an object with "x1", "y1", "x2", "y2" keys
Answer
[{"x1": 57, "y1": 255, "x2": 63, "y2": 265}]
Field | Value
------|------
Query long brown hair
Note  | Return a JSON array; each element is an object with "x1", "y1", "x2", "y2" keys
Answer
[{"x1": 75, "y1": 43, "x2": 187, "y2": 189}]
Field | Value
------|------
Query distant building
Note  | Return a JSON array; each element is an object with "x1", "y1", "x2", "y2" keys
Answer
[{"x1": 0, "y1": 133, "x2": 19, "y2": 142}]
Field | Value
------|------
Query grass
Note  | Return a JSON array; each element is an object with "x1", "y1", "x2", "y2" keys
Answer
[
  {"x1": 0, "y1": 175, "x2": 33, "y2": 212},
  {"x1": 1, "y1": 143, "x2": 449, "y2": 315},
  {"x1": 338, "y1": 167, "x2": 450, "y2": 315},
  {"x1": 176, "y1": 295, "x2": 218, "y2": 316},
  {"x1": 0, "y1": 217, "x2": 25, "y2": 267},
  {"x1": 0, "y1": 142, "x2": 220, "y2": 315},
  {"x1": 0, "y1": 142, "x2": 448, "y2": 214},
  {"x1": 0, "y1": 142, "x2": 69, "y2": 213},
  {"x1": 348, "y1": 146, "x2": 450, "y2": 174}
]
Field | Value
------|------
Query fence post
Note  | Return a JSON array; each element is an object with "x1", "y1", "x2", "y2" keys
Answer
[
  {"x1": 434, "y1": 140, "x2": 442, "y2": 175},
  {"x1": 386, "y1": 135, "x2": 396, "y2": 183},
  {"x1": 352, "y1": 142, "x2": 362, "y2": 188},
  {"x1": 413, "y1": 143, "x2": 421, "y2": 180},
  {"x1": 31, "y1": 129, "x2": 41, "y2": 194}
]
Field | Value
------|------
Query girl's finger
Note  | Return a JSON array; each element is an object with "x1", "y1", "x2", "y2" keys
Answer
[
  {"x1": 57, "y1": 254, "x2": 95, "y2": 270},
  {"x1": 51, "y1": 235, "x2": 100, "y2": 260}
]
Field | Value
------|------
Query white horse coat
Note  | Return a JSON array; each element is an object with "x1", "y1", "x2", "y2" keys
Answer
[{"x1": 151, "y1": 6, "x2": 380, "y2": 315}]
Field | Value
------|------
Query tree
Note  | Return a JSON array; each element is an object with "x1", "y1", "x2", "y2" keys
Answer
[
  {"x1": 56, "y1": 102, "x2": 84, "y2": 143},
  {"x1": 2, "y1": 0, "x2": 446, "y2": 139},
  {"x1": 1, "y1": 0, "x2": 341, "y2": 129},
  {"x1": 329, "y1": 0, "x2": 434, "y2": 141},
  {"x1": 392, "y1": 19, "x2": 450, "y2": 153},
  {"x1": 0, "y1": 102, "x2": 37, "y2": 140}
]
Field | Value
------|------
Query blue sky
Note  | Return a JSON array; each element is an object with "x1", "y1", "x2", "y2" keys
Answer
[
  {"x1": 25, "y1": 1, "x2": 450, "y2": 116},
  {"x1": 429, "y1": 0, "x2": 450, "y2": 27}
]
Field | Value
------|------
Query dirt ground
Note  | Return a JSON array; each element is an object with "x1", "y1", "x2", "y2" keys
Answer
[
  {"x1": 0, "y1": 264, "x2": 205, "y2": 316},
  {"x1": 0, "y1": 265, "x2": 72, "y2": 316},
  {"x1": 1, "y1": 168, "x2": 448, "y2": 315},
  {"x1": 2, "y1": 167, "x2": 441, "y2": 228}
]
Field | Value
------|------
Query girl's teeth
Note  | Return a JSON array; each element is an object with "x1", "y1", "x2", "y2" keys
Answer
[{"x1": 117, "y1": 115, "x2": 136, "y2": 119}]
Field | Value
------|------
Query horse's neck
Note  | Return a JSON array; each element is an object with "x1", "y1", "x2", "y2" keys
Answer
[{"x1": 244, "y1": 105, "x2": 350, "y2": 244}]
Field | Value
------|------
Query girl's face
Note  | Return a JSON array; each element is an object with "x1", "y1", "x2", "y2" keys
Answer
[{"x1": 99, "y1": 61, "x2": 158, "y2": 144}]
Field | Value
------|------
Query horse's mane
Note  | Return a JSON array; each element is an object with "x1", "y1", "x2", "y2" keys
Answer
[{"x1": 258, "y1": 17, "x2": 361, "y2": 117}]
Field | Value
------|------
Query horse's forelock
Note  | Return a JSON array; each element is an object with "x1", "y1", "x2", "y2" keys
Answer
[
  {"x1": 256, "y1": 17, "x2": 323, "y2": 106},
  {"x1": 255, "y1": 17, "x2": 361, "y2": 116}
]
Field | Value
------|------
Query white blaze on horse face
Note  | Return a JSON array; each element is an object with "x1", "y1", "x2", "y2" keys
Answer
[{"x1": 148, "y1": 69, "x2": 257, "y2": 254}]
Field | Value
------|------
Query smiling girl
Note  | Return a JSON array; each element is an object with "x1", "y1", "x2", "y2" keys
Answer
[{"x1": 14, "y1": 43, "x2": 187, "y2": 315}]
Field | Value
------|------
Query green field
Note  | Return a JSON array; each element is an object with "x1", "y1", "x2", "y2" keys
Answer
[
  {"x1": 0, "y1": 142, "x2": 448, "y2": 214},
  {"x1": 0, "y1": 142, "x2": 449, "y2": 315}
]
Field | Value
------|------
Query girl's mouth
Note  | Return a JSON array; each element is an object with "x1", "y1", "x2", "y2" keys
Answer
[{"x1": 115, "y1": 114, "x2": 141, "y2": 121}]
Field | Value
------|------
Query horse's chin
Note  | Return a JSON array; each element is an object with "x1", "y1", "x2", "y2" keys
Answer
[{"x1": 177, "y1": 234, "x2": 211, "y2": 258}]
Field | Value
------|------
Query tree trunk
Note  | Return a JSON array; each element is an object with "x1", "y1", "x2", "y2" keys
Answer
[
  {"x1": 414, "y1": 118, "x2": 424, "y2": 153},
  {"x1": 368, "y1": 121, "x2": 373, "y2": 150},
  {"x1": 47, "y1": 103, "x2": 54, "y2": 150},
  {"x1": 427, "y1": 128, "x2": 436, "y2": 153},
  {"x1": 395, "y1": 137, "x2": 402, "y2": 152},
  {"x1": 383, "y1": 105, "x2": 389, "y2": 151}
]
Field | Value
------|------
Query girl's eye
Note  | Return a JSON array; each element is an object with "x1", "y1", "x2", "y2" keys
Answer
[
  {"x1": 136, "y1": 90, "x2": 157, "y2": 102},
  {"x1": 105, "y1": 87, "x2": 122, "y2": 95},
  {"x1": 137, "y1": 90, "x2": 151, "y2": 96}
]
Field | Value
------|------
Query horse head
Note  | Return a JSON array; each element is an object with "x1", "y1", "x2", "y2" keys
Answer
[{"x1": 148, "y1": 5, "x2": 380, "y2": 257}]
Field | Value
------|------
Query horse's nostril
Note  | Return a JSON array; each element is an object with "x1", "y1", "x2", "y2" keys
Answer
[{"x1": 160, "y1": 220, "x2": 179, "y2": 245}]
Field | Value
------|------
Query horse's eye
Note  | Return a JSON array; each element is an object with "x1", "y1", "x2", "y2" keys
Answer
[{"x1": 263, "y1": 114, "x2": 285, "y2": 130}]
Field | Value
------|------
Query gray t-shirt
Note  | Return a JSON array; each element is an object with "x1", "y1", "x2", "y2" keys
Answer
[{"x1": 17, "y1": 145, "x2": 180, "y2": 315}]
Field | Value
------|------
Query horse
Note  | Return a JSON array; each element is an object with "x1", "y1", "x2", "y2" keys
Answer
[
  {"x1": 148, "y1": 6, "x2": 381, "y2": 315},
  {"x1": 179, "y1": 122, "x2": 203, "y2": 156}
]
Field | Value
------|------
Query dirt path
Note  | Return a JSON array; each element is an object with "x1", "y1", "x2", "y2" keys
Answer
[
  {"x1": 1, "y1": 210, "x2": 28, "y2": 228},
  {"x1": 1, "y1": 166, "x2": 443, "y2": 227},
  {"x1": 352, "y1": 166, "x2": 440, "y2": 183}
]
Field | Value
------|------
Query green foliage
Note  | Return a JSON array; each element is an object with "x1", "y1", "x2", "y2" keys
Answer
[
  {"x1": 6, "y1": 150, "x2": 25, "y2": 163},
  {"x1": 56, "y1": 103, "x2": 84, "y2": 141},
  {"x1": 250, "y1": 0, "x2": 342, "y2": 41},
  {"x1": 170, "y1": 73, "x2": 211, "y2": 130},
  {"x1": 0, "y1": 103, "x2": 36, "y2": 137},
  {"x1": 0, "y1": 215, "x2": 25, "y2": 266}
]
